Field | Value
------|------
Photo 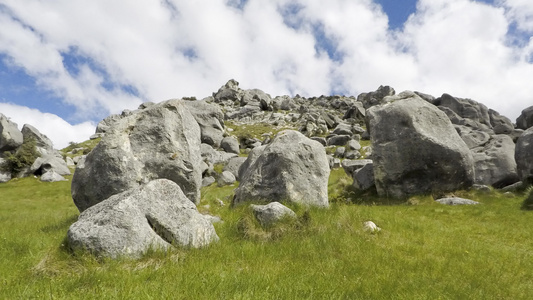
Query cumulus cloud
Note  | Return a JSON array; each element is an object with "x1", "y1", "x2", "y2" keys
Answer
[
  {"x1": 0, "y1": 103, "x2": 95, "y2": 149},
  {"x1": 0, "y1": 0, "x2": 533, "y2": 150}
]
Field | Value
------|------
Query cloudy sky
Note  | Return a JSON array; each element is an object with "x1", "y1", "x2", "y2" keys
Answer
[{"x1": 1, "y1": 0, "x2": 532, "y2": 148}]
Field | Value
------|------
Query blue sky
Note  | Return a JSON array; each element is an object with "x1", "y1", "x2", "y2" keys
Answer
[{"x1": 1, "y1": 0, "x2": 533, "y2": 148}]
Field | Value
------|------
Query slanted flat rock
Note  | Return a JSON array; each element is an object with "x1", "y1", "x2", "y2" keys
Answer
[
  {"x1": 68, "y1": 179, "x2": 219, "y2": 259},
  {"x1": 436, "y1": 197, "x2": 480, "y2": 205},
  {"x1": 183, "y1": 100, "x2": 225, "y2": 147},
  {"x1": 472, "y1": 135, "x2": 518, "y2": 188}
]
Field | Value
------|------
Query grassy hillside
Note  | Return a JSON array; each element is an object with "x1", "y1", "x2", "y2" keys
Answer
[{"x1": 1, "y1": 169, "x2": 532, "y2": 299}]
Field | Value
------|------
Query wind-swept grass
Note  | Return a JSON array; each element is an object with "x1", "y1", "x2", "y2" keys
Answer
[{"x1": 1, "y1": 173, "x2": 532, "y2": 299}]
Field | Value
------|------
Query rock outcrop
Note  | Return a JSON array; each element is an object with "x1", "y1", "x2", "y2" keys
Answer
[
  {"x1": 0, "y1": 114, "x2": 23, "y2": 152},
  {"x1": 515, "y1": 127, "x2": 533, "y2": 184},
  {"x1": 471, "y1": 135, "x2": 518, "y2": 188},
  {"x1": 71, "y1": 99, "x2": 202, "y2": 212},
  {"x1": 233, "y1": 130, "x2": 330, "y2": 207},
  {"x1": 516, "y1": 106, "x2": 533, "y2": 130},
  {"x1": 367, "y1": 93, "x2": 475, "y2": 198},
  {"x1": 251, "y1": 202, "x2": 297, "y2": 227},
  {"x1": 68, "y1": 179, "x2": 219, "y2": 258}
]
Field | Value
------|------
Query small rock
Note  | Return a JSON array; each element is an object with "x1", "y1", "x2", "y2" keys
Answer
[
  {"x1": 251, "y1": 202, "x2": 297, "y2": 227},
  {"x1": 435, "y1": 197, "x2": 480, "y2": 205},
  {"x1": 363, "y1": 221, "x2": 381, "y2": 233},
  {"x1": 202, "y1": 176, "x2": 216, "y2": 187}
]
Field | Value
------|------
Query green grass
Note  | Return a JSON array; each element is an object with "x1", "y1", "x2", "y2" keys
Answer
[
  {"x1": 225, "y1": 121, "x2": 293, "y2": 142},
  {"x1": 1, "y1": 173, "x2": 533, "y2": 299}
]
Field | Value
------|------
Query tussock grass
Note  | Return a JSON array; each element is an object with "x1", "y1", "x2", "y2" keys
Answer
[{"x1": 1, "y1": 174, "x2": 533, "y2": 299}]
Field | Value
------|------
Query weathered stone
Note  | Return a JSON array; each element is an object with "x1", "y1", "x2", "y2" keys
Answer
[
  {"x1": 95, "y1": 114, "x2": 122, "y2": 134},
  {"x1": 217, "y1": 171, "x2": 236, "y2": 186},
  {"x1": 68, "y1": 179, "x2": 219, "y2": 259},
  {"x1": 344, "y1": 151, "x2": 361, "y2": 159},
  {"x1": 472, "y1": 135, "x2": 519, "y2": 188},
  {"x1": 488, "y1": 109, "x2": 513, "y2": 134},
  {"x1": 310, "y1": 137, "x2": 327, "y2": 146},
  {"x1": 358, "y1": 85, "x2": 395, "y2": 109},
  {"x1": 363, "y1": 221, "x2": 381, "y2": 233},
  {"x1": 72, "y1": 99, "x2": 202, "y2": 212},
  {"x1": 66, "y1": 156, "x2": 75, "y2": 167},
  {"x1": 220, "y1": 136, "x2": 240, "y2": 154},
  {"x1": 515, "y1": 127, "x2": 533, "y2": 184},
  {"x1": 40, "y1": 171, "x2": 67, "y2": 182},
  {"x1": 0, "y1": 113, "x2": 23, "y2": 152},
  {"x1": 251, "y1": 202, "x2": 297, "y2": 227},
  {"x1": 341, "y1": 159, "x2": 373, "y2": 177},
  {"x1": 334, "y1": 147, "x2": 345, "y2": 158},
  {"x1": 21, "y1": 124, "x2": 55, "y2": 156},
  {"x1": 436, "y1": 94, "x2": 492, "y2": 130},
  {"x1": 183, "y1": 100, "x2": 225, "y2": 147},
  {"x1": 367, "y1": 94, "x2": 474, "y2": 198},
  {"x1": 202, "y1": 176, "x2": 216, "y2": 187},
  {"x1": 435, "y1": 197, "x2": 480, "y2": 205},
  {"x1": 516, "y1": 106, "x2": 533, "y2": 130},
  {"x1": 352, "y1": 163, "x2": 375, "y2": 191},
  {"x1": 455, "y1": 125, "x2": 491, "y2": 149},
  {"x1": 223, "y1": 156, "x2": 247, "y2": 180},
  {"x1": 327, "y1": 135, "x2": 352, "y2": 146},
  {"x1": 332, "y1": 123, "x2": 353, "y2": 135},
  {"x1": 233, "y1": 130, "x2": 330, "y2": 207},
  {"x1": 213, "y1": 79, "x2": 243, "y2": 103},
  {"x1": 31, "y1": 155, "x2": 71, "y2": 176},
  {"x1": 201, "y1": 143, "x2": 238, "y2": 165},
  {"x1": 346, "y1": 139, "x2": 361, "y2": 151}
]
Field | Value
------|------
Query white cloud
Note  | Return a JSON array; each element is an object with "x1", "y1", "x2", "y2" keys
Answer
[
  {"x1": 0, "y1": 103, "x2": 95, "y2": 149},
  {"x1": 0, "y1": 0, "x2": 532, "y2": 131}
]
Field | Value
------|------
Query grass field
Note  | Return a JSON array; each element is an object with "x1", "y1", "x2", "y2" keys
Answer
[{"x1": 1, "y1": 169, "x2": 532, "y2": 299}]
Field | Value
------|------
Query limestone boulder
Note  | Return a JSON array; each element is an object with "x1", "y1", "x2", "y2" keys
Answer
[
  {"x1": 515, "y1": 127, "x2": 533, "y2": 184},
  {"x1": 435, "y1": 197, "x2": 480, "y2": 205},
  {"x1": 472, "y1": 135, "x2": 519, "y2": 188},
  {"x1": 68, "y1": 179, "x2": 219, "y2": 259},
  {"x1": 31, "y1": 155, "x2": 71, "y2": 176},
  {"x1": 183, "y1": 100, "x2": 225, "y2": 147},
  {"x1": 352, "y1": 163, "x2": 375, "y2": 191},
  {"x1": 220, "y1": 136, "x2": 240, "y2": 154},
  {"x1": 223, "y1": 156, "x2": 247, "y2": 180},
  {"x1": 488, "y1": 109, "x2": 513, "y2": 135},
  {"x1": 21, "y1": 124, "x2": 56, "y2": 156},
  {"x1": 233, "y1": 130, "x2": 330, "y2": 207},
  {"x1": 0, "y1": 113, "x2": 23, "y2": 152},
  {"x1": 71, "y1": 99, "x2": 202, "y2": 212},
  {"x1": 367, "y1": 94, "x2": 474, "y2": 199},
  {"x1": 358, "y1": 85, "x2": 395, "y2": 109},
  {"x1": 516, "y1": 106, "x2": 533, "y2": 130},
  {"x1": 436, "y1": 94, "x2": 492, "y2": 130}
]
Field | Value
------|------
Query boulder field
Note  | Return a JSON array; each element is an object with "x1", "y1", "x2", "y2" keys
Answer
[{"x1": 3, "y1": 79, "x2": 531, "y2": 258}]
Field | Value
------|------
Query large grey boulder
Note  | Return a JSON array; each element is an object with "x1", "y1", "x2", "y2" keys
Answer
[
  {"x1": 251, "y1": 202, "x2": 297, "y2": 227},
  {"x1": 516, "y1": 106, "x2": 533, "y2": 130},
  {"x1": 436, "y1": 94, "x2": 492, "y2": 130},
  {"x1": 472, "y1": 135, "x2": 519, "y2": 188},
  {"x1": 217, "y1": 171, "x2": 236, "y2": 186},
  {"x1": 341, "y1": 159, "x2": 373, "y2": 177},
  {"x1": 201, "y1": 143, "x2": 238, "y2": 165},
  {"x1": 21, "y1": 124, "x2": 55, "y2": 156},
  {"x1": 213, "y1": 79, "x2": 243, "y2": 103},
  {"x1": 68, "y1": 179, "x2": 219, "y2": 259},
  {"x1": 183, "y1": 100, "x2": 225, "y2": 147},
  {"x1": 367, "y1": 94, "x2": 474, "y2": 199},
  {"x1": 515, "y1": 127, "x2": 533, "y2": 184},
  {"x1": 0, "y1": 113, "x2": 23, "y2": 152},
  {"x1": 95, "y1": 113, "x2": 122, "y2": 134},
  {"x1": 31, "y1": 155, "x2": 71, "y2": 176},
  {"x1": 233, "y1": 130, "x2": 330, "y2": 207},
  {"x1": 71, "y1": 99, "x2": 202, "y2": 212}
]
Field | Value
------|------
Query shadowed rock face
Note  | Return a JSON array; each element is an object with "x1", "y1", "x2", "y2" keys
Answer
[
  {"x1": 517, "y1": 106, "x2": 533, "y2": 130},
  {"x1": 71, "y1": 99, "x2": 202, "y2": 212},
  {"x1": 68, "y1": 179, "x2": 219, "y2": 259},
  {"x1": 233, "y1": 130, "x2": 330, "y2": 207},
  {"x1": 516, "y1": 127, "x2": 533, "y2": 184},
  {"x1": 367, "y1": 94, "x2": 475, "y2": 199}
]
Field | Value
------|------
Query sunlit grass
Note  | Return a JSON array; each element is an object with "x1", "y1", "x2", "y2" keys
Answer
[{"x1": 1, "y1": 173, "x2": 532, "y2": 299}]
